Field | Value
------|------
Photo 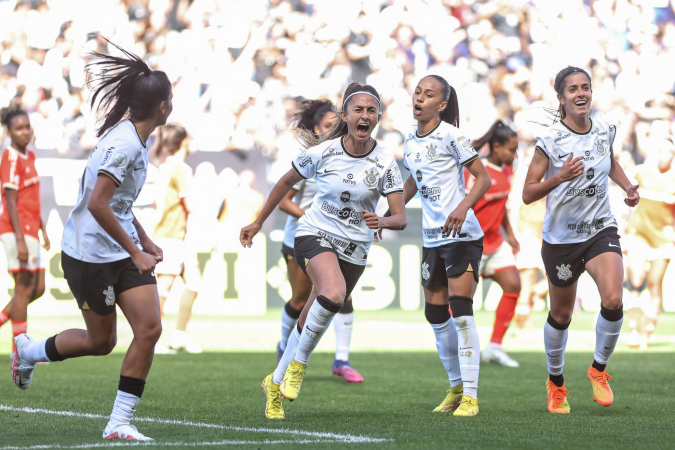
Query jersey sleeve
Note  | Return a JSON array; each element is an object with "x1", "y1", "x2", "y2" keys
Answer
[
  {"x1": 607, "y1": 122, "x2": 617, "y2": 149},
  {"x1": 535, "y1": 137, "x2": 550, "y2": 160},
  {"x1": 380, "y1": 158, "x2": 404, "y2": 196},
  {"x1": 448, "y1": 134, "x2": 479, "y2": 166},
  {"x1": 0, "y1": 150, "x2": 19, "y2": 190},
  {"x1": 291, "y1": 146, "x2": 322, "y2": 179},
  {"x1": 98, "y1": 140, "x2": 139, "y2": 187}
]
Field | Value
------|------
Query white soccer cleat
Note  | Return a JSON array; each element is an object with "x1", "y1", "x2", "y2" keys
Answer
[
  {"x1": 103, "y1": 424, "x2": 153, "y2": 441},
  {"x1": 12, "y1": 334, "x2": 36, "y2": 389},
  {"x1": 481, "y1": 343, "x2": 520, "y2": 368},
  {"x1": 168, "y1": 330, "x2": 203, "y2": 354},
  {"x1": 154, "y1": 343, "x2": 176, "y2": 355}
]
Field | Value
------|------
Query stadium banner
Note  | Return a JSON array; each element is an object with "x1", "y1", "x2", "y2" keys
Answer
[{"x1": 1, "y1": 151, "x2": 673, "y2": 316}]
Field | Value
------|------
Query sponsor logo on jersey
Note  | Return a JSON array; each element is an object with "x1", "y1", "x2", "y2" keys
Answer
[
  {"x1": 101, "y1": 148, "x2": 114, "y2": 165},
  {"x1": 363, "y1": 168, "x2": 379, "y2": 188},
  {"x1": 592, "y1": 127, "x2": 599, "y2": 134},
  {"x1": 450, "y1": 142, "x2": 461, "y2": 161},
  {"x1": 366, "y1": 156, "x2": 384, "y2": 169},
  {"x1": 414, "y1": 152, "x2": 422, "y2": 163},
  {"x1": 344, "y1": 242, "x2": 357, "y2": 257},
  {"x1": 298, "y1": 157, "x2": 312, "y2": 168},
  {"x1": 586, "y1": 168, "x2": 595, "y2": 180},
  {"x1": 103, "y1": 285, "x2": 115, "y2": 306},
  {"x1": 554, "y1": 132, "x2": 571, "y2": 143},
  {"x1": 340, "y1": 191, "x2": 351, "y2": 203},
  {"x1": 583, "y1": 150, "x2": 595, "y2": 161},
  {"x1": 423, "y1": 227, "x2": 446, "y2": 240},
  {"x1": 384, "y1": 166, "x2": 402, "y2": 189},
  {"x1": 457, "y1": 136, "x2": 476, "y2": 154},
  {"x1": 113, "y1": 201, "x2": 126, "y2": 214},
  {"x1": 595, "y1": 218, "x2": 604, "y2": 229},
  {"x1": 425, "y1": 143, "x2": 438, "y2": 161},
  {"x1": 317, "y1": 231, "x2": 349, "y2": 249},
  {"x1": 318, "y1": 238, "x2": 333, "y2": 249},
  {"x1": 565, "y1": 183, "x2": 605, "y2": 199},
  {"x1": 420, "y1": 185, "x2": 442, "y2": 201},
  {"x1": 416, "y1": 170, "x2": 422, "y2": 182},
  {"x1": 595, "y1": 138, "x2": 608, "y2": 156},
  {"x1": 321, "y1": 148, "x2": 343, "y2": 160},
  {"x1": 321, "y1": 201, "x2": 364, "y2": 224},
  {"x1": 421, "y1": 262, "x2": 430, "y2": 280},
  {"x1": 429, "y1": 132, "x2": 443, "y2": 141},
  {"x1": 112, "y1": 153, "x2": 128, "y2": 167},
  {"x1": 556, "y1": 264, "x2": 573, "y2": 281},
  {"x1": 343, "y1": 173, "x2": 356, "y2": 185}
]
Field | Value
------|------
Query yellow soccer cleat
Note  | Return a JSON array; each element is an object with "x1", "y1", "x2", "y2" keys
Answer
[
  {"x1": 546, "y1": 378, "x2": 570, "y2": 414},
  {"x1": 587, "y1": 366, "x2": 613, "y2": 407},
  {"x1": 280, "y1": 359, "x2": 306, "y2": 402},
  {"x1": 453, "y1": 395, "x2": 479, "y2": 417},
  {"x1": 433, "y1": 385, "x2": 463, "y2": 413},
  {"x1": 261, "y1": 374, "x2": 285, "y2": 419}
]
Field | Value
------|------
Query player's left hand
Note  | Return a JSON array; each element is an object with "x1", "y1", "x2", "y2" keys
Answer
[
  {"x1": 443, "y1": 205, "x2": 468, "y2": 238},
  {"x1": 625, "y1": 183, "x2": 640, "y2": 207},
  {"x1": 362, "y1": 211, "x2": 381, "y2": 230},
  {"x1": 507, "y1": 234, "x2": 520, "y2": 255},
  {"x1": 42, "y1": 231, "x2": 50, "y2": 252},
  {"x1": 374, "y1": 228, "x2": 384, "y2": 242},
  {"x1": 141, "y1": 236, "x2": 163, "y2": 262}
]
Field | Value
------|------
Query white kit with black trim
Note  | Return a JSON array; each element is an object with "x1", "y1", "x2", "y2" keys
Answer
[
  {"x1": 403, "y1": 121, "x2": 484, "y2": 247},
  {"x1": 62, "y1": 120, "x2": 148, "y2": 263},
  {"x1": 282, "y1": 178, "x2": 317, "y2": 248},
  {"x1": 535, "y1": 119, "x2": 618, "y2": 244},
  {"x1": 291, "y1": 136, "x2": 403, "y2": 265}
]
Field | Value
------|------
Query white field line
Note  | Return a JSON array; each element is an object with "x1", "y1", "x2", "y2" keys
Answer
[
  {"x1": 0, "y1": 404, "x2": 390, "y2": 444},
  {"x1": 0, "y1": 439, "x2": 343, "y2": 449}
]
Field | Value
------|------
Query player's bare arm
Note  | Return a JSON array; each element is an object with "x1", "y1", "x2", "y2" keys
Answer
[
  {"x1": 240, "y1": 168, "x2": 303, "y2": 247},
  {"x1": 444, "y1": 157, "x2": 490, "y2": 238},
  {"x1": 3, "y1": 187, "x2": 27, "y2": 264},
  {"x1": 608, "y1": 146, "x2": 640, "y2": 207},
  {"x1": 363, "y1": 192, "x2": 406, "y2": 231},
  {"x1": 132, "y1": 213, "x2": 162, "y2": 262},
  {"x1": 278, "y1": 188, "x2": 304, "y2": 219},
  {"x1": 501, "y1": 212, "x2": 520, "y2": 254},
  {"x1": 522, "y1": 151, "x2": 584, "y2": 205},
  {"x1": 39, "y1": 218, "x2": 50, "y2": 251}
]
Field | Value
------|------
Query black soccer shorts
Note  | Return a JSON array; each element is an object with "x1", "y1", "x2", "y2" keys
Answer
[{"x1": 421, "y1": 238, "x2": 484, "y2": 288}]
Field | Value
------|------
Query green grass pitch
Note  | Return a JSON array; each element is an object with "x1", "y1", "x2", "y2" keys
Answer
[{"x1": 1, "y1": 349, "x2": 674, "y2": 449}]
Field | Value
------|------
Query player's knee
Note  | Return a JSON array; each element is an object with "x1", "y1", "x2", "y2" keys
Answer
[
  {"x1": 31, "y1": 285, "x2": 46, "y2": 301},
  {"x1": 321, "y1": 286, "x2": 346, "y2": 305},
  {"x1": 602, "y1": 291, "x2": 623, "y2": 310},
  {"x1": 91, "y1": 334, "x2": 116, "y2": 355},
  {"x1": 139, "y1": 321, "x2": 162, "y2": 345},
  {"x1": 550, "y1": 310, "x2": 572, "y2": 325}
]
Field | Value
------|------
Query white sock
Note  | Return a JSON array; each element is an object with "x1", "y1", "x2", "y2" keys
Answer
[
  {"x1": 294, "y1": 299, "x2": 338, "y2": 365},
  {"x1": 430, "y1": 319, "x2": 462, "y2": 387},
  {"x1": 107, "y1": 390, "x2": 140, "y2": 428},
  {"x1": 594, "y1": 313, "x2": 622, "y2": 365},
  {"x1": 333, "y1": 311, "x2": 353, "y2": 361},
  {"x1": 453, "y1": 315, "x2": 480, "y2": 398},
  {"x1": 22, "y1": 338, "x2": 50, "y2": 364},
  {"x1": 273, "y1": 326, "x2": 300, "y2": 384},
  {"x1": 544, "y1": 320, "x2": 568, "y2": 376},
  {"x1": 280, "y1": 307, "x2": 299, "y2": 352}
]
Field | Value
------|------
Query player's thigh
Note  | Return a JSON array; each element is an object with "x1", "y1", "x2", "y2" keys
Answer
[
  {"x1": 81, "y1": 307, "x2": 117, "y2": 349},
  {"x1": 305, "y1": 251, "x2": 346, "y2": 302},
  {"x1": 287, "y1": 255, "x2": 312, "y2": 306},
  {"x1": 646, "y1": 258, "x2": 669, "y2": 289},
  {"x1": 117, "y1": 284, "x2": 162, "y2": 341},
  {"x1": 156, "y1": 274, "x2": 176, "y2": 296},
  {"x1": 491, "y1": 267, "x2": 521, "y2": 294},
  {"x1": 423, "y1": 285, "x2": 449, "y2": 306},
  {"x1": 447, "y1": 271, "x2": 477, "y2": 298},
  {"x1": 585, "y1": 234, "x2": 623, "y2": 309},
  {"x1": 13, "y1": 270, "x2": 37, "y2": 292}
]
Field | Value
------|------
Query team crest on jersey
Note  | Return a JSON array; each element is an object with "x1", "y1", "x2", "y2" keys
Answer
[
  {"x1": 103, "y1": 285, "x2": 115, "y2": 306},
  {"x1": 425, "y1": 143, "x2": 438, "y2": 161},
  {"x1": 112, "y1": 153, "x2": 127, "y2": 167},
  {"x1": 363, "y1": 168, "x2": 379, "y2": 188},
  {"x1": 595, "y1": 138, "x2": 607, "y2": 156},
  {"x1": 556, "y1": 264, "x2": 573, "y2": 281},
  {"x1": 422, "y1": 262, "x2": 430, "y2": 280}
]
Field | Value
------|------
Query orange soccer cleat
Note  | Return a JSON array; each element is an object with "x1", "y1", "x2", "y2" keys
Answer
[
  {"x1": 546, "y1": 378, "x2": 570, "y2": 414},
  {"x1": 587, "y1": 366, "x2": 614, "y2": 407}
]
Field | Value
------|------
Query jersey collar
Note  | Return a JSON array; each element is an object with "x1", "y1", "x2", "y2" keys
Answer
[
  {"x1": 484, "y1": 160, "x2": 503, "y2": 172},
  {"x1": 341, "y1": 136, "x2": 377, "y2": 159},
  {"x1": 7, "y1": 146, "x2": 29, "y2": 159},
  {"x1": 560, "y1": 118, "x2": 592, "y2": 136},
  {"x1": 415, "y1": 120, "x2": 441, "y2": 139}
]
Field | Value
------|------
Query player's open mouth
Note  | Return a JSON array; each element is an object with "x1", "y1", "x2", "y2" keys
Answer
[
  {"x1": 574, "y1": 100, "x2": 587, "y2": 106},
  {"x1": 414, "y1": 104, "x2": 422, "y2": 116},
  {"x1": 356, "y1": 123, "x2": 369, "y2": 137}
]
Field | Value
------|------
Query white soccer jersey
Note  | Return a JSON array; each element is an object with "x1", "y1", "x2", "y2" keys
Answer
[
  {"x1": 403, "y1": 121, "x2": 484, "y2": 248},
  {"x1": 292, "y1": 136, "x2": 403, "y2": 265},
  {"x1": 536, "y1": 119, "x2": 618, "y2": 244},
  {"x1": 282, "y1": 178, "x2": 317, "y2": 248},
  {"x1": 62, "y1": 120, "x2": 148, "y2": 263}
]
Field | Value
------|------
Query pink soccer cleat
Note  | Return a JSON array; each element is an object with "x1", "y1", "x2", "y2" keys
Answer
[{"x1": 332, "y1": 360, "x2": 364, "y2": 383}]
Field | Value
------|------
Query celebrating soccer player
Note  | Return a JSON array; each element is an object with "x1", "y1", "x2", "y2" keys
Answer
[
  {"x1": 278, "y1": 99, "x2": 363, "y2": 383},
  {"x1": 0, "y1": 106, "x2": 49, "y2": 358},
  {"x1": 466, "y1": 120, "x2": 522, "y2": 368},
  {"x1": 522, "y1": 66, "x2": 640, "y2": 414},
  {"x1": 385, "y1": 75, "x2": 491, "y2": 417},
  {"x1": 240, "y1": 82, "x2": 406, "y2": 419},
  {"x1": 11, "y1": 39, "x2": 172, "y2": 441}
]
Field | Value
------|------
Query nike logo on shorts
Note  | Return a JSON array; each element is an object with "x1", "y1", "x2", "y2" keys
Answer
[
  {"x1": 446, "y1": 265, "x2": 453, "y2": 271},
  {"x1": 608, "y1": 243, "x2": 619, "y2": 247}
]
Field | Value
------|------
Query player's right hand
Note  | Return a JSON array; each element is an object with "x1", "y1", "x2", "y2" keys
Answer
[
  {"x1": 17, "y1": 239, "x2": 29, "y2": 266},
  {"x1": 374, "y1": 228, "x2": 384, "y2": 242},
  {"x1": 240, "y1": 222, "x2": 261, "y2": 248},
  {"x1": 557, "y1": 154, "x2": 584, "y2": 182},
  {"x1": 132, "y1": 251, "x2": 157, "y2": 276}
]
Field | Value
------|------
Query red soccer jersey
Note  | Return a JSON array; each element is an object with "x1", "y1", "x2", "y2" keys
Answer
[
  {"x1": 0, "y1": 147, "x2": 41, "y2": 238},
  {"x1": 465, "y1": 160, "x2": 511, "y2": 255}
]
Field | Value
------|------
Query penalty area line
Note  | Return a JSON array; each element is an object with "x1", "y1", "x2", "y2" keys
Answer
[
  {"x1": 0, "y1": 404, "x2": 390, "y2": 444},
  {"x1": 0, "y1": 439, "x2": 346, "y2": 449}
]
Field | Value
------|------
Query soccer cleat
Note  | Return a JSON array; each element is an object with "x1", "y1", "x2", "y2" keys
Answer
[
  {"x1": 276, "y1": 342, "x2": 283, "y2": 363},
  {"x1": 546, "y1": 378, "x2": 570, "y2": 414},
  {"x1": 587, "y1": 366, "x2": 613, "y2": 406},
  {"x1": 481, "y1": 343, "x2": 520, "y2": 368},
  {"x1": 280, "y1": 359, "x2": 306, "y2": 402},
  {"x1": 261, "y1": 373, "x2": 285, "y2": 419},
  {"x1": 102, "y1": 424, "x2": 153, "y2": 441},
  {"x1": 154, "y1": 344, "x2": 176, "y2": 355},
  {"x1": 332, "y1": 360, "x2": 364, "y2": 383},
  {"x1": 12, "y1": 334, "x2": 36, "y2": 390},
  {"x1": 453, "y1": 395, "x2": 479, "y2": 417},
  {"x1": 433, "y1": 385, "x2": 463, "y2": 412},
  {"x1": 168, "y1": 330, "x2": 202, "y2": 354}
]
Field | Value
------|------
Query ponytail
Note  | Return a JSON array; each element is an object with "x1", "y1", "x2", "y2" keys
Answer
[
  {"x1": 87, "y1": 36, "x2": 172, "y2": 137},
  {"x1": 472, "y1": 120, "x2": 517, "y2": 154},
  {"x1": 425, "y1": 75, "x2": 459, "y2": 127}
]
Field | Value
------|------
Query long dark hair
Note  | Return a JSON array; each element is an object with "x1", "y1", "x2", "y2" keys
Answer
[
  {"x1": 553, "y1": 66, "x2": 591, "y2": 120},
  {"x1": 0, "y1": 105, "x2": 28, "y2": 130},
  {"x1": 292, "y1": 99, "x2": 338, "y2": 148},
  {"x1": 472, "y1": 120, "x2": 517, "y2": 154},
  {"x1": 424, "y1": 75, "x2": 460, "y2": 127},
  {"x1": 86, "y1": 37, "x2": 172, "y2": 137}
]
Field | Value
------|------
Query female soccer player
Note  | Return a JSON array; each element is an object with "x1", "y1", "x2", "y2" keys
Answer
[
  {"x1": 12, "y1": 40, "x2": 172, "y2": 441},
  {"x1": 523, "y1": 66, "x2": 639, "y2": 414},
  {"x1": 278, "y1": 99, "x2": 363, "y2": 383},
  {"x1": 466, "y1": 120, "x2": 522, "y2": 368},
  {"x1": 624, "y1": 139, "x2": 675, "y2": 348},
  {"x1": 392, "y1": 75, "x2": 491, "y2": 417},
  {"x1": 241, "y1": 82, "x2": 406, "y2": 419},
  {"x1": 0, "y1": 106, "x2": 49, "y2": 356}
]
